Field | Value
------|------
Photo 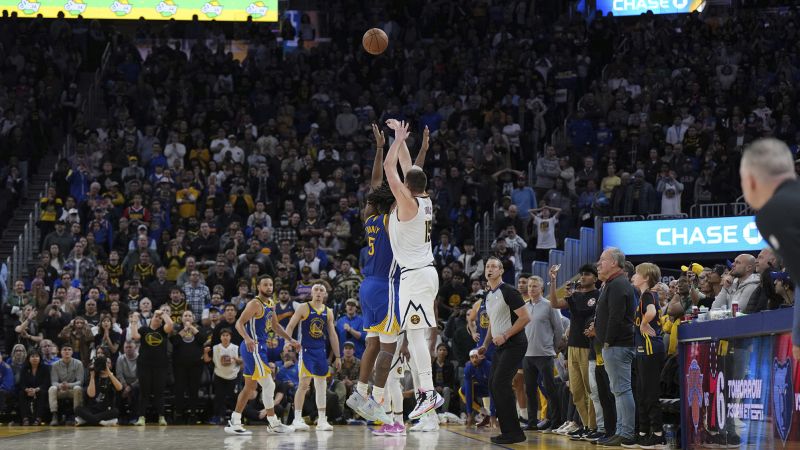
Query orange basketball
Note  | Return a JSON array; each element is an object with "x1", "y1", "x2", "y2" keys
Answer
[{"x1": 362, "y1": 28, "x2": 388, "y2": 55}]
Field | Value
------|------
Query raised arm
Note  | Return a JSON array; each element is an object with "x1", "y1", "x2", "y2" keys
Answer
[
  {"x1": 413, "y1": 125, "x2": 430, "y2": 168},
  {"x1": 548, "y1": 265, "x2": 569, "y2": 309},
  {"x1": 370, "y1": 124, "x2": 386, "y2": 190},
  {"x1": 383, "y1": 120, "x2": 417, "y2": 219}
]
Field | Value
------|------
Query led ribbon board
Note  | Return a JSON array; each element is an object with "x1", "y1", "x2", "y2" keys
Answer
[
  {"x1": 602, "y1": 216, "x2": 766, "y2": 256},
  {"x1": 11, "y1": 0, "x2": 277, "y2": 21},
  {"x1": 596, "y1": 0, "x2": 705, "y2": 16}
]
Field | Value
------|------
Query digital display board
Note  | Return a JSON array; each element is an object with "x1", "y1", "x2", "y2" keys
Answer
[
  {"x1": 596, "y1": 0, "x2": 705, "y2": 16},
  {"x1": 8, "y1": 0, "x2": 277, "y2": 21},
  {"x1": 602, "y1": 216, "x2": 766, "y2": 256}
]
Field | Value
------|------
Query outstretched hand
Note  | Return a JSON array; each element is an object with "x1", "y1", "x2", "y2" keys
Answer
[
  {"x1": 385, "y1": 119, "x2": 401, "y2": 130},
  {"x1": 421, "y1": 126, "x2": 430, "y2": 152},
  {"x1": 372, "y1": 123, "x2": 385, "y2": 148},
  {"x1": 392, "y1": 121, "x2": 411, "y2": 141}
]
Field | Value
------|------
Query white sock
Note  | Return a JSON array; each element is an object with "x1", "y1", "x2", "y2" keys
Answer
[
  {"x1": 356, "y1": 381, "x2": 369, "y2": 397},
  {"x1": 231, "y1": 411, "x2": 242, "y2": 425},
  {"x1": 294, "y1": 410, "x2": 302, "y2": 422},
  {"x1": 372, "y1": 386, "x2": 385, "y2": 404},
  {"x1": 318, "y1": 411, "x2": 326, "y2": 423},
  {"x1": 394, "y1": 413, "x2": 403, "y2": 424},
  {"x1": 406, "y1": 328, "x2": 434, "y2": 391},
  {"x1": 519, "y1": 407, "x2": 528, "y2": 421}
]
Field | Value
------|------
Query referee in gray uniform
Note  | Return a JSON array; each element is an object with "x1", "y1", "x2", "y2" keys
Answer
[
  {"x1": 478, "y1": 256, "x2": 531, "y2": 444},
  {"x1": 740, "y1": 138, "x2": 800, "y2": 358}
]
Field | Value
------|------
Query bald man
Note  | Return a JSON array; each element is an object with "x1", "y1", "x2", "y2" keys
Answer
[
  {"x1": 710, "y1": 254, "x2": 760, "y2": 312},
  {"x1": 740, "y1": 138, "x2": 800, "y2": 357}
]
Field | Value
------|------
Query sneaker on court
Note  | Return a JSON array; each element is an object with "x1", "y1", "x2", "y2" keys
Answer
[
  {"x1": 224, "y1": 420, "x2": 253, "y2": 435},
  {"x1": 99, "y1": 419, "x2": 118, "y2": 427},
  {"x1": 74, "y1": 416, "x2": 86, "y2": 426},
  {"x1": 621, "y1": 434, "x2": 645, "y2": 448},
  {"x1": 409, "y1": 414, "x2": 432, "y2": 433},
  {"x1": 346, "y1": 391, "x2": 370, "y2": 420},
  {"x1": 569, "y1": 426, "x2": 588, "y2": 439},
  {"x1": 361, "y1": 396, "x2": 393, "y2": 425},
  {"x1": 158, "y1": 416, "x2": 168, "y2": 426},
  {"x1": 389, "y1": 422, "x2": 407, "y2": 436},
  {"x1": 291, "y1": 418, "x2": 310, "y2": 431},
  {"x1": 372, "y1": 424, "x2": 393, "y2": 436},
  {"x1": 584, "y1": 430, "x2": 606, "y2": 442},
  {"x1": 560, "y1": 421, "x2": 580, "y2": 435},
  {"x1": 408, "y1": 390, "x2": 444, "y2": 420},
  {"x1": 316, "y1": 420, "x2": 333, "y2": 431},
  {"x1": 267, "y1": 422, "x2": 294, "y2": 433},
  {"x1": 550, "y1": 422, "x2": 567, "y2": 434},
  {"x1": 638, "y1": 433, "x2": 667, "y2": 449}
]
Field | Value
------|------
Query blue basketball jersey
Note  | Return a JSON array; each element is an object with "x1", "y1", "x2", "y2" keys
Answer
[
  {"x1": 362, "y1": 214, "x2": 397, "y2": 280},
  {"x1": 477, "y1": 300, "x2": 490, "y2": 345},
  {"x1": 244, "y1": 297, "x2": 273, "y2": 343},
  {"x1": 300, "y1": 304, "x2": 330, "y2": 350}
]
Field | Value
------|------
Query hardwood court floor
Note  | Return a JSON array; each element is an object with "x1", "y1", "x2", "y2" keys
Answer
[{"x1": 0, "y1": 424, "x2": 602, "y2": 449}]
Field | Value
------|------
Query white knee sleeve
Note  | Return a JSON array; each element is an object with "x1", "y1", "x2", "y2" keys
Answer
[
  {"x1": 258, "y1": 377, "x2": 276, "y2": 409},
  {"x1": 313, "y1": 377, "x2": 327, "y2": 410}
]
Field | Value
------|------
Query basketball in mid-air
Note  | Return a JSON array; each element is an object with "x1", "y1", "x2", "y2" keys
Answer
[{"x1": 362, "y1": 28, "x2": 388, "y2": 55}]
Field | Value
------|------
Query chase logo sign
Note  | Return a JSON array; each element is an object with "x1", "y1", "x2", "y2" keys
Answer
[
  {"x1": 602, "y1": 216, "x2": 766, "y2": 256},
  {"x1": 597, "y1": 0, "x2": 705, "y2": 16}
]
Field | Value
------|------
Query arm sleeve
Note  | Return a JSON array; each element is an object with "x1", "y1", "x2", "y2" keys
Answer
[
  {"x1": 604, "y1": 281, "x2": 630, "y2": 345},
  {"x1": 502, "y1": 286, "x2": 526, "y2": 310},
  {"x1": 711, "y1": 287, "x2": 731, "y2": 311},
  {"x1": 551, "y1": 307, "x2": 565, "y2": 349}
]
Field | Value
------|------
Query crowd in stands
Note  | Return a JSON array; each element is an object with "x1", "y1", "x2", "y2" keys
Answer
[{"x1": 0, "y1": 0, "x2": 798, "y2": 442}]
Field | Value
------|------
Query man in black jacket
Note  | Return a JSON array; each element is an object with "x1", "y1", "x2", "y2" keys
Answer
[
  {"x1": 740, "y1": 139, "x2": 800, "y2": 359},
  {"x1": 594, "y1": 247, "x2": 636, "y2": 447}
]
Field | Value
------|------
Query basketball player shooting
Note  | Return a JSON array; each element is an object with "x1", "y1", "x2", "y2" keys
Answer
[{"x1": 383, "y1": 120, "x2": 443, "y2": 419}]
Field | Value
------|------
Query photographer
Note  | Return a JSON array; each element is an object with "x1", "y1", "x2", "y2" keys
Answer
[
  {"x1": 130, "y1": 306, "x2": 173, "y2": 426},
  {"x1": 75, "y1": 355, "x2": 123, "y2": 426}
]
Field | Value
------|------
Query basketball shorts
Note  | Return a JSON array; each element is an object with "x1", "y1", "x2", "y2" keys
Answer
[
  {"x1": 359, "y1": 276, "x2": 401, "y2": 335},
  {"x1": 299, "y1": 346, "x2": 329, "y2": 378},
  {"x1": 398, "y1": 265, "x2": 439, "y2": 330},
  {"x1": 241, "y1": 342, "x2": 272, "y2": 381}
]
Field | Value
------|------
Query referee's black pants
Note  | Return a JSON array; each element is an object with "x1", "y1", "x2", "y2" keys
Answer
[{"x1": 490, "y1": 341, "x2": 526, "y2": 437}]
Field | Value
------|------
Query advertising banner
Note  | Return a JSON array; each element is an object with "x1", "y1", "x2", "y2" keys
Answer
[
  {"x1": 602, "y1": 216, "x2": 766, "y2": 256},
  {"x1": 7, "y1": 0, "x2": 278, "y2": 21},
  {"x1": 596, "y1": 0, "x2": 705, "y2": 16},
  {"x1": 682, "y1": 333, "x2": 798, "y2": 448}
]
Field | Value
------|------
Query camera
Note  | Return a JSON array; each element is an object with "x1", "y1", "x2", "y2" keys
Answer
[{"x1": 93, "y1": 356, "x2": 107, "y2": 376}]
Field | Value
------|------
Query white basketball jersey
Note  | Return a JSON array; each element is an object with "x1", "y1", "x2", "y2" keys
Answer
[{"x1": 388, "y1": 196, "x2": 434, "y2": 270}]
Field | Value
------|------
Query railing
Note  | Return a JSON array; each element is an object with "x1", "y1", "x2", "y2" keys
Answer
[
  {"x1": 646, "y1": 213, "x2": 689, "y2": 220},
  {"x1": 480, "y1": 212, "x2": 494, "y2": 257},
  {"x1": 689, "y1": 203, "x2": 730, "y2": 218},
  {"x1": 528, "y1": 160, "x2": 535, "y2": 188}
]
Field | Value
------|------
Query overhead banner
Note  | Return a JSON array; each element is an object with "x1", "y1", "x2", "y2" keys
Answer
[
  {"x1": 602, "y1": 216, "x2": 766, "y2": 256},
  {"x1": 8, "y1": 0, "x2": 278, "y2": 21},
  {"x1": 596, "y1": 0, "x2": 705, "y2": 16}
]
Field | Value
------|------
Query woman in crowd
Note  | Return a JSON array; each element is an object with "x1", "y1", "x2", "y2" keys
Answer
[{"x1": 18, "y1": 349, "x2": 49, "y2": 425}]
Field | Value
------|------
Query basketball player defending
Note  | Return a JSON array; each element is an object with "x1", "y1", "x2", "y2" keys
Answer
[
  {"x1": 284, "y1": 284, "x2": 341, "y2": 431},
  {"x1": 225, "y1": 275, "x2": 297, "y2": 435},
  {"x1": 347, "y1": 124, "x2": 429, "y2": 430},
  {"x1": 383, "y1": 120, "x2": 443, "y2": 419}
]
